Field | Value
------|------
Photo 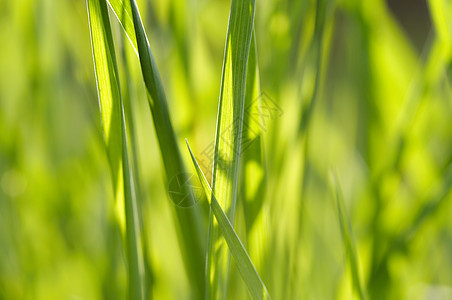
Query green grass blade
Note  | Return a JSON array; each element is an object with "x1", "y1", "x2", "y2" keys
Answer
[
  {"x1": 428, "y1": 0, "x2": 452, "y2": 48},
  {"x1": 242, "y1": 31, "x2": 263, "y2": 231},
  {"x1": 125, "y1": 0, "x2": 206, "y2": 296},
  {"x1": 119, "y1": 30, "x2": 153, "y2": 299},
  {"x1": 87, "y1": 0, "x2": 123, "y2": 221},
  {"x1": 186, "y1": 140, "x2": 271, "y2": 300},
  {"x1": 108, "y1": 0, "x2": 206, "y2": 267},
  {"x1": 332, "y1": 174, "x2": 366, "y2": 300},
  {"x1": 208, "y1": 0, "x2": 256, "y2": 297},
  {"x1": 121, "y1": 98, "x2": 146, "y2": 300},
  {"x1": 240, "y1": 30, "x2": 268, "y2": 275},
  {"x1": 86, "y1": 0, "x2": 145, "y2": 298},
  {"x1": 107, "y1": 0, "x2": 137, "y2": 53}
]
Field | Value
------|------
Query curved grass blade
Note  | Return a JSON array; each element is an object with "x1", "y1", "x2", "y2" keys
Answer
[
  {"x1": 124, "y1": 0, "x2": 206, "y2": 296},
  {"x1": 186, "y1": 140, "x2": 271, "y2": 300},
  {"x1": 207, "y1": 0, "x2": 256, "y2": 297},
  {"x1": 332, "y1": 174, "x2": 366, "y2": 300},
  {"x1": 86, "y1": 0, "x2": 145, "y2": 298},
  {"x1": 107, "y1": 1, "x2": 207, "y2": 281}
]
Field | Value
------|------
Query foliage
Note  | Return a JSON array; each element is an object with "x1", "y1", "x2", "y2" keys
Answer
[{"x1": 0, "y1": 0, "x2": 451, "y2": 299}]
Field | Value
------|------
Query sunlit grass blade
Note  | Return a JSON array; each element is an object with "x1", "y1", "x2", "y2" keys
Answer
[
  {"x1": 332, "y1": 174, "x2": 366, "y2": 300},
  {"x1": 119, "y1": 30, "x2": 153, "y2": 298},
  {"x1": 428, "y1": 0, "x2": 452, "y2": 51},
  {"x1": 86, "y1": 0, "x2": 145, "y2": 298},
  {"x1": 427, "y1": 0, "x2": 452, "y2": 89},
  {"x1": 108, "y1": 0, "x2": 207, "y2": 294},
  {"x1": 124, "y1": 0, "x2": 205, "y2": 296},
  {"x1": 120, "y1": 95, "x2": 146, "y2": 300},
  {"x1": 207, "y1": 0, "x2": 256, "y2": 297},
  {"x1": 240, "y1": 30, "x2": 268, "y2": 276},
  {"x1": 107, "y1": 0, "x2": 137, "y2": 52},
  {"x1": 186, "y1": 140, "x2": 271, "y2": 300}
]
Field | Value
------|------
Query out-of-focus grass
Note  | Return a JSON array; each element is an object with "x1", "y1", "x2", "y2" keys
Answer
[{"x1": 0, "y1": 0, "x2": 451, "y2": 299}]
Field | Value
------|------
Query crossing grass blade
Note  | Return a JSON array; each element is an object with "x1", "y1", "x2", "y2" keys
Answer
[
  {"x1": 186, "y1": 140, "x2": 271, "y2": 300},
  {"x1": 332, "y1": 174, "x2": 366, "y2": 300},
  {"x1": 86, "y1": 0, "x2": 145, "y2": 298},
  {"x1": 107, "y1": 0, "x2": 137, "y2": 52},
  {"x1": 106, "y1": 0, "x2": 207, "y2": 296},
  {"x1": 207, "y1": 0, "x2": 256, "y2": 297}
]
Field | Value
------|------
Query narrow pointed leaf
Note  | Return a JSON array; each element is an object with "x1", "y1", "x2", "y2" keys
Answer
[
  {"x1": 240, "y1": 31, "x2": 268, "y2": 270},
  {"x1": 186, "y1": 140, "x2": 271, "y2": 300},
  {"x1": 119, "y1": 31, "x2": 153, "y2": 299},
  {"x1": 121, "y1": 0, "x2": 206, "y2": 296},
  {"x1": 107, "y1": 0, "x2": 137, "y2": 52},
  {"x1": 208, "y1": 0, "x2": 256, "y2": 297},
  {"x1": 86, "y1": 0, "x2": 145, "y2": 298}
]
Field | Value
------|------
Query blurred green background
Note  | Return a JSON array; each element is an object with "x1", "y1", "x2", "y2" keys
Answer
[{"x1": 0, "y1": 0, "x2": 451, "y2": 299}]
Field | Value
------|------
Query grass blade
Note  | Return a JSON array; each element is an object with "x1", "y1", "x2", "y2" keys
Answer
[
  {"x1": 124, "y1": 0, "x2": 206, "y2": 296},
  {"x1": 208, "y1": 0, "x2": 256, "y2": 297},
  {"x1": 240, "y1": 30, "x2": 268, "y2": 276},
  {"x1": 332, "y1": 174, "x2": 366, "y2": 300},
  {"x1": 107, "y1": 0, "x2": 137, "y2": 53},
  {"x1": 86, "y1": 0, "x2": 145, "y2": 298},
  {"x1": 186, "y1": 140, "x2": 271, "y2": 300},
  {"x1": 119, "y1": 29, "x2": 153, "y2": 299}
]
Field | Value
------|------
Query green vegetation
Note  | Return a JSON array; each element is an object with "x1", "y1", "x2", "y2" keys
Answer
[{"x1": 0, "y1": 0, "x2": 451, "y2": 299}]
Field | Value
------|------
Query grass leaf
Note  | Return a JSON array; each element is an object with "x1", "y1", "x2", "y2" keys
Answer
[
  {"x1": 186, "y1": 140, "x2": 271, "y2": 300},
  {"x1": 125, "y1": 0, "x2": 206, "y2": 296},
  {"x1": 207, "y1": 0, "x2": 256, "y2": 297},
  {"x1": 119, "y1": 29, "x2": 153, "y2": 298},
  {"x1": 239, "y1": 30, "x2": 268, "y2": 275},
  {"x1": 107, "y1": 0, "x2": 137, "y2": 53},
  {"x1": 86, "y1": 0, "x2": 145, "y2": 298}
]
